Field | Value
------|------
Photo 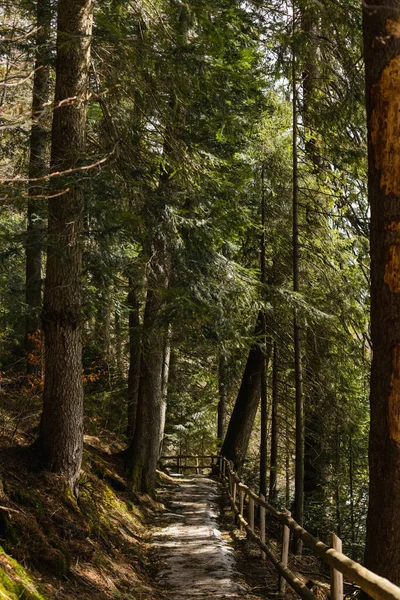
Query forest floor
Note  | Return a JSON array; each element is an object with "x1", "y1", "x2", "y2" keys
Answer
[{"x1": 0, "y1": 394, "x2": 331, "y2": 600}]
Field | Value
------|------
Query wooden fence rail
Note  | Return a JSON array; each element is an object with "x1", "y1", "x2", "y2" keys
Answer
[
  {"x1": 160, "y1": 454, "x2": 216, "y2": 474},
  {"x1": 219, "y1": 455, "x2": 400, "y2": 600}
]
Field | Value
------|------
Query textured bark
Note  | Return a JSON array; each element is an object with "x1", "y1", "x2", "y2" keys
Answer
[
  {"x1": 25, "y1": 0, "x2": 52, "y2": 373},
  {"x1": 159, "y1": 326, "x2": 172, "y2": 452},
  {"x1": 37, "y1": 0, "x2": 93, "y2": 495},
  {"x1": 127, "y1": 231, "x2": 170, "y2": 492},
  {"x1": 363, "y1": 0, "x2": 400, "y2": 584},
  {"x1": 221, "y1": 313, "x2": 267, "y2": 469},
  {"x1": 217, "y1": 354, "x2": 227, "y2": 441}
]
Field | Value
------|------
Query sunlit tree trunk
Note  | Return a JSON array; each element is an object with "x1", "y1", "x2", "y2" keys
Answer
[
  {"x1": 159, "y1": 325, "x2": 172, "y2": 453},
  {"x1": 363, "y1": 0, "x2": 400, "y2": 583}
]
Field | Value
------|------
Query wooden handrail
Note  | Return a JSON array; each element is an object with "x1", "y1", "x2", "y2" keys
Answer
[
  {"x1": 219, "y1": 456, "x2": 400, "y2": 600},
  {"x1": 160, "y1": 455, "x2": 216, "y2": 460}
]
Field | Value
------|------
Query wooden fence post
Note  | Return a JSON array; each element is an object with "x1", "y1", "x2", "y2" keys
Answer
[
  {"x1": 260, "y1": 494, "x2": 266, "y2": 561},
  {"x1": 239, "y1": 489, "x2": 245, "y2": 532},
  {"x1": 177, "y1": 456, "x2": 180, "y2": 473},
  {"x1": 331, "y1": 533, "x2": 344, "y2": 600},
  {"x1": 248, "y1": 496, "x2": 255, "y2": 535},
  {"x1": 219, "y1": 456, "x2": 222, "y2": 475},
  {"x1": 279, "y1": 511, "x2": 291, "y2": 594},
  {"x1": 233, "y1": 481, "x2": 237, "y2": 506},
  {"x1": 222, "y1": 459, "x2": 226, "y2": 478}
]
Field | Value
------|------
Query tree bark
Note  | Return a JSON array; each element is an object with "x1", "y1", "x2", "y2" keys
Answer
[
  {"x1": 269, "y1": 340, "x2": 278, "y2": 503},
  {"x1": 259, "y1": 164, "x2": 268, "y2": 498},
  {"x1": 36, "y1": 0, "x2": 93, "y2": 496},
  {"x1": 221, "y1": 312, "x2": 267, "y2": 469},
  {"x1": 159, "y1": 325, "x2": 172, "y2": 453},
  {"x1": 217, "y1": 354, "x2": 227, "y2": 441},
  {"x1": 127, "y1": 275, "x2": 143, "y2": 439},
  {"x1": 127, "y1": 231, "x2": 170, "y2": 492},
  {"x1": 363, "y1": 0, "x2": 400, "y2": 583},
  {"x1": 25, "y1": 0, "x2": 52, "y2": 374},
  {"x1": 292, "y1": 32, "x2": 304, "y2": 554}
]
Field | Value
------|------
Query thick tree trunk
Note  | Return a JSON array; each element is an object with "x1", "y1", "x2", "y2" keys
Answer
[
  {"x1": 25, "y1": 0, "x2": 52, "y2": 374},
  {"x1": 221, "y1": 312, "x2": 267, "y2": 469},
  {"x1": 217, "y1": 354, "x2": 227, "y2": 441},
  {"x1": 269, "y1": 341, "x2": 278, "y2": 503},
  {"x1": 363, "y1": 0, "x2": 400, "y2": 583},
  {"x1": 127, "y1": 233, "x2": 170, "y2": 492},
  {"x1": 37, "y1": 0, "x2": 93, "y2": 496}
]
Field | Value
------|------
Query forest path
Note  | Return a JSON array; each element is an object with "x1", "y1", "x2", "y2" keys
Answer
[{"x1": 152, "y1": 474, "x2": 253, "y2": 599}]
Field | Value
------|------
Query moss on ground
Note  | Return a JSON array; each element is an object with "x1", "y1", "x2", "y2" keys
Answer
[{"x1": 0, "y1": 547, "x2": 46, "y2": 600}]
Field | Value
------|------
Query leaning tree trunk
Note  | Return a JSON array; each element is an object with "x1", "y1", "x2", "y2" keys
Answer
[
  {"x1": 25, "y1": 0, "x2": 52, "y2": 374},
  {"x1": 363, "y1": 0, "x2": 400, "y2": 583},
  {"x1": 221, "y1": 312, "x2": 267, "y2": 469},
  {"x1": 217, "y1": 353, "x2": 228, "y2": 442},
  {"x1": 36, "y1": 0, "x2": 93, "y2": 496}
]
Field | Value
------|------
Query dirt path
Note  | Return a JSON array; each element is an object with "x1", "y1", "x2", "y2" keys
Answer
[{"x1": 153, "y1": 474, "x2": 252, "y2": 599}]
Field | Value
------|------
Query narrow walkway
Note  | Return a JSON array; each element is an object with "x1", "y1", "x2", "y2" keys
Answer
[{"x1": 153, "y1": 474, "x2": 251, "y2": 599}]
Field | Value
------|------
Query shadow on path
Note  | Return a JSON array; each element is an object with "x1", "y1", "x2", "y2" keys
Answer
[{"x1": 153, "y1": 474, "x2": 252, "y2": 599}]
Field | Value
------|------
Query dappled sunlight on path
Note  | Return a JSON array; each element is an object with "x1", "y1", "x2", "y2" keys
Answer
[{"x1": 153, "y1": 475, "x2": 251, "y2": 599}]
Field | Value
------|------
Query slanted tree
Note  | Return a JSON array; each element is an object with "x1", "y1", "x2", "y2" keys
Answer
[
  {"x1": 217, "y1": 354, "x2": 227, "y2": 441},
  {"x1": 221, "y1": 313, "x2": 264, "y2": 469},
  {"x1": 36, "y1": 0, "x2": 93, "y2": 495},
  {"x1": 363, "y1": 0, "x2": 400, "y2": 583}
]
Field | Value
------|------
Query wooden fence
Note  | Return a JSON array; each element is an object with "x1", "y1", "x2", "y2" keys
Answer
[
  {"x1": 219, "y1": 455, "x2": 400, "y2": 600},
  {"x1": 160, "y1": 454, "x2": 217, "y2": 474}
]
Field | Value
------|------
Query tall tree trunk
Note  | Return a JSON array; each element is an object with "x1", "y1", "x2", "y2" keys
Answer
[
  {"x1": 127, "y1": 275, "x2": 143, "y2": 439},
  {"x1": 159, "y1": 325, "x2": 172, "y2": 454},
  {"x1": 363, "y1": 0, "x2": 400, "y2": 583},
  {"x1": 217, "y1": 353, "x2": 227, "y2": 442},
  {"x1": 25, "y1": 0, "x2": 52, "y2": 374},
  {"x1": 221, "y1": 312, "x2": 268, "y2": 469},
  {"x1": 259, "y1": 164, "x2": 268, "y2": 498},
  {"x1": 269, "y1": 340, "x2": 278, "y2": 503},
  {"x1": 292, "y1": 32, "x2": 304, "y2": 554},
  {"x1": 127, "y1": 232, "x2": 170, "y2": 492},
  {"x1": 36, "y1": 0, "x2": 93, "y2": 496}
]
